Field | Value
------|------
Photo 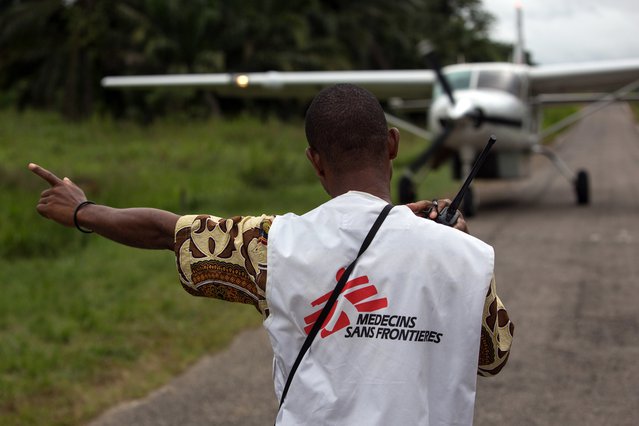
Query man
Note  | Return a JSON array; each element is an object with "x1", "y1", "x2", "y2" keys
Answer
[{"x1": 30, "y1": 84, "x2": 512, "y2": 425}]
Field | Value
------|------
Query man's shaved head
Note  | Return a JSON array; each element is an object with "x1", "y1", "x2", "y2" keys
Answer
[{"x1": 305, "y1": 84, "x2": 389, "y2": 174}]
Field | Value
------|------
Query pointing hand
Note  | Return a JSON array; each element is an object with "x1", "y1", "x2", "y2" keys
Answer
[{"x1": 28, "y1": 163, "x2": 89, "y2": 227}]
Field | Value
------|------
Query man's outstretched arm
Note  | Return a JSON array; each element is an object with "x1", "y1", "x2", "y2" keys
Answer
[{"x1": 28, "y1": 163, "x2": 178, "y2": 250}]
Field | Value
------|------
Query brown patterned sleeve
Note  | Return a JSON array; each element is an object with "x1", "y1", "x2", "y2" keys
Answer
[
  {"x1": 174, "y1": 214, "x2": 273, "y2": 317},
  {"x1": 478, "y1": 276, "x2": 514, "y2": 376}
]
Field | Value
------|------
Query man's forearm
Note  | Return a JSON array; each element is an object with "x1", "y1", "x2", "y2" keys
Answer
[
  {"x1": 29, "y1": 163, "x2": 179, "y2": 250},
  {"x1": 77, "y1": 205, "x2": 179, "y2": 250}
]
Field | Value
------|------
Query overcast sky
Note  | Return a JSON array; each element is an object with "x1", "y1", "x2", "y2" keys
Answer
[{"x1": 482, "y1": 0, "x2": 639, "y2": 64}]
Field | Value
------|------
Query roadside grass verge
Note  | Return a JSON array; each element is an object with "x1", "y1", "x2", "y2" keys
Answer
[
  {"x1": 542, "y1": 101, "x2": 639, "y2": 143},
  {"x1": 0, "y1": 109, "x2": 453, "y2": 425},
  {"x1": 629, "y1": 101, "x2": 639, "y2": 121},
  {"x1": 540, "y1": 104, "x2": 581, "y2": 143}
]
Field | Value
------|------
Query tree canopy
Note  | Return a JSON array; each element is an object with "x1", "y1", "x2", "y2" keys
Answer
[{"x1": 0, "y1": 0, "x2": 521, "y2": 119}]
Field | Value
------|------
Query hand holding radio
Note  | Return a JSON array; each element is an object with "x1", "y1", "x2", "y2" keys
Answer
[
  {"x1": 406, "y1": 199, "x2": 468, "y2": 233},
  {"x1": 406, "y1": 135, "x2": 496, "y2": 231}
]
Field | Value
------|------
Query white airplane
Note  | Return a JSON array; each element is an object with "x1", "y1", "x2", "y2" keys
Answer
[{"x1": 102, "y1": 6, "x2": 639, "y2": 215}]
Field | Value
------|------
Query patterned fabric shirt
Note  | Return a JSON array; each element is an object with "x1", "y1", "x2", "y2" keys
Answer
[{"x1": 174, "y1": 214, "x2": 514, "y2": 377}]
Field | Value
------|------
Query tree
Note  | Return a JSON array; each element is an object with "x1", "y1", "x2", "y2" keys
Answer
[
  {"x1": 0, "y1": 0, "x2": 132, "y2": 119},
  {"x1": 0, "y1": 0, "x2": 515, "y2": 119}
]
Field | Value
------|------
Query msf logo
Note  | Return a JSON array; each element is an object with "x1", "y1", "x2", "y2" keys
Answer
[{"x1": 304, "y1": 268, "x2": 388, "y2": 338}]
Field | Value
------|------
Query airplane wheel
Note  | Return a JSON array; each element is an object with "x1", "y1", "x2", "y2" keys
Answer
[
  {"x1": 399, "y1": 175, "x2": 417, "y2": 204},
  {"x1": 461, "y1": 187, "x2": 477, "y2": 217},
  {"x1": 575, "y1": 169, "x2": 590, "y2": 205}
]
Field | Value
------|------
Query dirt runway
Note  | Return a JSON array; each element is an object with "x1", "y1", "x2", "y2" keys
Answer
[{"x1": 89, "y1": 104, "x2": 639, "y2": 426}]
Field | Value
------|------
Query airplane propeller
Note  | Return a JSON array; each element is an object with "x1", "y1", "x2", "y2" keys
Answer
[
  {"x1": 398, "y1": 44, "x2": 519, "y2": 212},
  {"x1": 399, "y1": 44, "x2": 457, "y2": 205},
  {"x1": 399, "y1": 45, "x2": 472, "y2": 210},
  {"x1": 455, "y1": 103, "x2": 523, "y2": 129},
  {"x1": 398, "y1": 124, "x2": 453, "y2": 203}
]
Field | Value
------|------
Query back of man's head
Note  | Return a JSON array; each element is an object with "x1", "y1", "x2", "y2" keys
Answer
[{"x1": 305, "y1": 84, "x2": 389, "y2": 174}]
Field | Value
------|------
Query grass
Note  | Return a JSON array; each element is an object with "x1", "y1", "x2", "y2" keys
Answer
[
  {"x1": 1, "y1": 243, "x2": 258, "y2": 425},
  {"x1": 0, "y1": 108, "x2": 454, "y2": 425},
  {"x1": 540, "y1": 104, "x2": 581, "y2": 142}
]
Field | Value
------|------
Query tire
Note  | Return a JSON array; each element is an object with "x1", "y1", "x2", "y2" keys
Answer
[{"x1": 575, "y1": 170, "x2": 590, "y2": 205}]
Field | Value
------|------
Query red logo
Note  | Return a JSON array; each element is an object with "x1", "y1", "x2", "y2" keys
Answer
[{"x1": 304, "y1": 268, "x2": 388, "y2": 338}]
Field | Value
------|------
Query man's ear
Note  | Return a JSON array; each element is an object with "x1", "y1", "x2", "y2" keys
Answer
[
  {"x1": 387, "y1": 127, "x2": 400, "y2": 160},
  {"x1": 305, "y1": 147, "x2": 325, "y2": 178}
]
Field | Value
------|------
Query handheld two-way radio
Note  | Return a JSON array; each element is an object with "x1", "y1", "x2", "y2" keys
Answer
[{"x1": 426, "y1": 135, "x2": 497, "y2": 226}]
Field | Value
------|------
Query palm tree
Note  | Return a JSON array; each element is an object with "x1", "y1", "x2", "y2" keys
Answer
[{"x1": 0, "y1": 0, "x2": 132, "y2": 119}]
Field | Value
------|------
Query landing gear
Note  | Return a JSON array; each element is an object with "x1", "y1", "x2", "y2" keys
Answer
[
  {"x1": 533, "y1": 145, "x2": 590, "y2": 207},
  {"x1": 575, "y1": 170, "x2": 590, "y2": 205}
]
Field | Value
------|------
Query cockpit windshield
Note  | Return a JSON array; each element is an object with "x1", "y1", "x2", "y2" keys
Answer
[
  {"x1": 433, "y1": 70, "x2": 471, "y2": 99},
  {"x1": 433, "y1": 69, "x2": 524, "y2": 99},
  {"x1": 477, "y1": 71, "x2": 522, "y2": 96}
]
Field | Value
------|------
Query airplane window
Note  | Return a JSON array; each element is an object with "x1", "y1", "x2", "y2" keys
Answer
[
  {"x1": 477, "y1": 71, "x2": 521, "y2": 96},
  {"x1": 433, "y1": 70, "x2": 471, "y2": 99}
]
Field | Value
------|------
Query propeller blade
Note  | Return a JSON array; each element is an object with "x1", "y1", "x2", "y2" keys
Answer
[
  {"x1": 418, "y1": 43, "x2": 456, "y2": 106},
  {"x1": 408, "y1": 124, "x2": 453, "y2": 173},
  {"x1": 479, "y1": 114, "x2": 523, "y2": 128},
  {"x1": 446, "y1": 103, "x2": 522, "y2": 129},
  {"x1": 398, "y1": 124, "x2": 455, "y2": 204}
]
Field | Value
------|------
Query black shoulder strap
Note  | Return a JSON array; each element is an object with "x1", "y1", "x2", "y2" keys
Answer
[{"x1": 278, "y1": 203, "x2": 394, "y2": 410}]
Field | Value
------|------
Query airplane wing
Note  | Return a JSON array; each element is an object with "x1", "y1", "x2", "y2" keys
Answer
[
  {"x1": 101, "y1": 70, "x2": 435, "y2": 100},
  {"x1": 529, "y1": 58, "x2": 639, "y2": 95}
]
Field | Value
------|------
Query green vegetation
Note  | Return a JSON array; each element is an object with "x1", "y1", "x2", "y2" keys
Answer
[
  {"x1": 629, "y1": 102, "x2": 639, "y2": 121},
  {"x1": 541, "y1": 101, "x2": 639, "y2": 142},
  {"x1": 540, "y1": 104, "x2": 581, "y2": 142},
  {"x1": 541, "y1": 105, "x2": 580, "y2": 130},
  {"x1": 0, "y1": 109, "x2": 453, "y2": 425}
]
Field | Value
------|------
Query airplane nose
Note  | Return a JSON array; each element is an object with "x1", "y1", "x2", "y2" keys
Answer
[
  {"x1": 449, "y1": 98, "x2": 475, "y2": 121},
  {"x1": 430, "y1": 90, "x2": 524, "y2": 131},
  {"x1": 431, "y1": 96, "x2": 482, "y2": 129}
]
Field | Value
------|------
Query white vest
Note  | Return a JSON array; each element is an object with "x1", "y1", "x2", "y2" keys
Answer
[{"x1": 264, "y1": 191, "x2": 494, "y2": 425}]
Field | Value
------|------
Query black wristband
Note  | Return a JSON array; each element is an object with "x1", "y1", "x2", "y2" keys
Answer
[{"x1": 73, "y1": 201, "x2": 95, "y2": 234}]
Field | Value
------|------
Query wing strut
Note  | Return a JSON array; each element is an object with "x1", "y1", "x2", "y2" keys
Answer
[{"x1": 540, "y1": 78, "x2": 639, "y2": 139}]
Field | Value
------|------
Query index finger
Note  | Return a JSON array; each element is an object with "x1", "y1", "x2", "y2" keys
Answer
[{"x1": 28, "y1": 163, "x2": 63, "y2": 186}]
